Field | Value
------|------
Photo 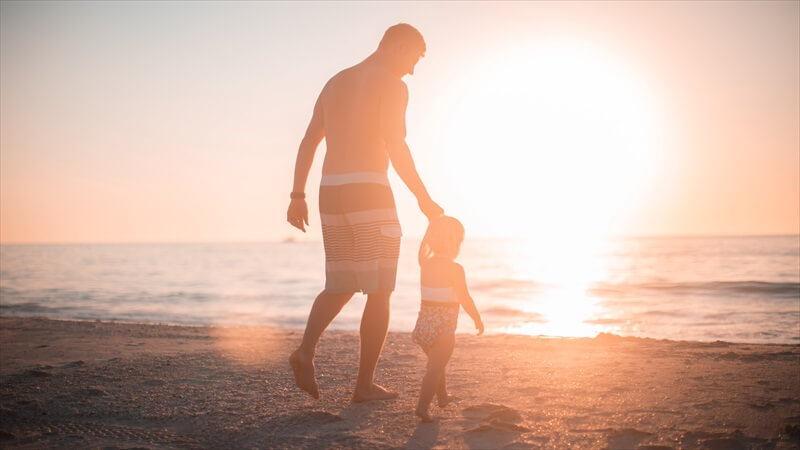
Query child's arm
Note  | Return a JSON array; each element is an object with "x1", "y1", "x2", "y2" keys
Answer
[{"x1": 453, "y1": 263, "x2": 484, "y2": 335}]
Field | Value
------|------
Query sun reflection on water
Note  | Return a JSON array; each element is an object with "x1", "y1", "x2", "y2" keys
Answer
[{"x1": 499, "y1": 235, "x2": 621, "y2": 338}]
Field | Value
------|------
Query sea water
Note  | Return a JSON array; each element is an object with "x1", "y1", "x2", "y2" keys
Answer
[{"x1": 1, "y1": 235, "x2": 798, "y2": 344}]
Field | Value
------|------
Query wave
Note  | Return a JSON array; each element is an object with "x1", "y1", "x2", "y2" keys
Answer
[
  {"x1": 590, "y1": 280, "x2": 800, "y2": 299},
  {"x1": 470, "y1": 279, "x2": 540, "y2": 293},
  {"x1": 483, "y1": 306, "x2": 546, "y2": 322}
]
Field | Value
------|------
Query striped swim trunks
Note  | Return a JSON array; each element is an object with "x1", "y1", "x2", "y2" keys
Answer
[{"x1": 319, "y1": 172, "x2": 402, "y2": 294}]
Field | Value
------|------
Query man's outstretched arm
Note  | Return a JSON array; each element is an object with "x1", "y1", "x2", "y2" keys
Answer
[
  {"x1": 287, "y1": 97, "x2": 325, "y2": 232},
  {"x1": 382, "y1": 81, "x2": 443, "y2": 220},
  {"x1": 387, "y1": 139, "x2": 442, "y2": 220}
]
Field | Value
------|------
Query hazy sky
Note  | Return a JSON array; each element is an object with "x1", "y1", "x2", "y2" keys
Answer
[{"x1": 1, "y1": 1, "x2": 798, "y2": 243}]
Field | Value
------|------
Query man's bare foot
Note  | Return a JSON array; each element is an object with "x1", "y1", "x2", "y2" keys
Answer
[
  {"x1": 352, "y1": 383, "x2": 399, "y2": 403},
  {"x1": 437, "y1": 393, "x2": 457, "y2": 408},
  {"x1": 415, "y1": 407, "x2": 438, "y2": 423},
  {"x1": 288, "y1": 350, "x2": 319, "y2": 399}
]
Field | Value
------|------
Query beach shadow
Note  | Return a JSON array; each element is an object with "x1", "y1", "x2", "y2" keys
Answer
[{"x1": 404, "y1": 422, "x2": 440, "y2": 449}]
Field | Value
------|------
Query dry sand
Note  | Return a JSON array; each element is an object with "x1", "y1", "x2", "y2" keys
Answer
[{"x1": 0, "y1": 316, "x2": 798, "y2": 449}]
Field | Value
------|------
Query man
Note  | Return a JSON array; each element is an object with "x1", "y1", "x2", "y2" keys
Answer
[{"x1": 286, "y1": 23, "x2": 443, "y2": 402}]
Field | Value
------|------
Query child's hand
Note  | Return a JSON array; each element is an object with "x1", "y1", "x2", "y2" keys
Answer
[{"x1": 475, "y1": 319, "x2": 484, "y2": 336}]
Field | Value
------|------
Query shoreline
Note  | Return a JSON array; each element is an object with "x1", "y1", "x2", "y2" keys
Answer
[
  {"x1": 2, "y1": 314, "x2": 797, "y2": 347},
  {"x1": 1, "y1": 316, "x2": 799, "y2": 448}
]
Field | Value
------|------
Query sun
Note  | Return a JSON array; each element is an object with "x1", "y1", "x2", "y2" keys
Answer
[{"x1": 436, "y1": 35, "x2": 664, "y2": 243}]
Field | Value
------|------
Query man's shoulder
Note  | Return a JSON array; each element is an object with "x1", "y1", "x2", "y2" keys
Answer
[
  {"x1": 357, "y1": 64, "x2": 407, "y2": 93},
  {"x1": 324, "y1": 67, "x2": 351, "y2": 89},
  {"x1": 323, "y1": 64, "x2": 406, "y2": 99}
]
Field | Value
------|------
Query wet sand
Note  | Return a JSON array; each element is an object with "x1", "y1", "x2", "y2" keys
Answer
[{"x1": 0, "y1": 317, "x2": 798, "y2": 449}]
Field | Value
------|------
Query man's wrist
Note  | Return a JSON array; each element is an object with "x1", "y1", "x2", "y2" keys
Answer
[
  {"x1": 290, "y1": 192, "x2": 305, "y2": 200},
  {"x1": 416, "y1": 191, "x2": 432, "y2": 204}
]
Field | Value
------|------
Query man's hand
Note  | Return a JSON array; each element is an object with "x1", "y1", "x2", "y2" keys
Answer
[
  {"x1": 287, "y1": 199, "x2": 309, "y2": 232},
  {"x1": 474, "y1": 318, "x2": 485, "y2": 336},
  {"x1": 418, "y1": 197, "x2": 444, "y2": 221}
]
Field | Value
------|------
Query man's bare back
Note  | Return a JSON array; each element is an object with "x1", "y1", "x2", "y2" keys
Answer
[{"x1": 315, "y1": 62, "x2": 408, "y2": 175}]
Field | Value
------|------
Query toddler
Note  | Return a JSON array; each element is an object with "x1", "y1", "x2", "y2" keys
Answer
[{"x1": 412, "y1": 216, "x2": 483, "y2": 422}]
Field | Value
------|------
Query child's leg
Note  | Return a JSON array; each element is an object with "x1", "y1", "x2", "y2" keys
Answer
[
  {"x1": 436, "y1": 374, "x2": 450, "y2": 407},
  {"x1": 415, "y1": 334, "x2": 455, "y2": 422}
]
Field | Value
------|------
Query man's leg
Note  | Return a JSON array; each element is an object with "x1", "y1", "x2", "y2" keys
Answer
[
  {"x1": 352, "y1": 290, "x2": 398, "y2": 402},
  {"x1": 289, "y1": 289, "x2": 354, "y2": 398}
]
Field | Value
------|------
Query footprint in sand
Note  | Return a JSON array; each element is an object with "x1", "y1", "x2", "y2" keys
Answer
[
  {"x1": 24, "y1": 368, "x2": 51, "y2": 377},
  {"x1": 462, "y1": 403, "x2": 524, "y2": 423},
  {"x1": 75, "y1": 387, "x2": 108, "y2": 397},
  {"x1": 63, "y1": 360, "x2": 86, "y2": 368},
  {"x1": 605, "y1": 428, "x2": 653, "y2": 450},
  {"x1": 461, "y1": 404, "x2": 533, "y2": 448}
]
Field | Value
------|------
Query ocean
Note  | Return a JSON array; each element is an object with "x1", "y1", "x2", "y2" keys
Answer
[{"x1": 1, "y1": 235, "x2": 798, "y2": 344}]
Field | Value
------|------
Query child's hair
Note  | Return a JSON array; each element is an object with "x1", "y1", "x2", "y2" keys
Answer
[{"x1": 418, "y1": 216, "x2": 465, "y2": 265}]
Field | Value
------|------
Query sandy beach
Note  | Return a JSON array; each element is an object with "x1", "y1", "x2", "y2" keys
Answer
[{"x1": 0, "y1": 317, "x2": 798, "y2": 449}]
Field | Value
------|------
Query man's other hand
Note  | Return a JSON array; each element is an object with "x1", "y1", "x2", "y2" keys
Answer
[
  {"x1": 419, "y1": 197, "x2": 444, "y2": 221},
  {"x1": 287, "y1": 199, "x2": 309, "y2": 232}
]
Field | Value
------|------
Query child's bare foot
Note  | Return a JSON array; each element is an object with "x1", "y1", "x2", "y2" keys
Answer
[
  {"x1": 352, "y1": 383, "x2": 399, "y2": 403},
  {"x1": 415, "y1": 407, "x2": 438, "y2": 423},
  {"x1": 288, "y1": 350, "x2": 319, "y2": 399}
]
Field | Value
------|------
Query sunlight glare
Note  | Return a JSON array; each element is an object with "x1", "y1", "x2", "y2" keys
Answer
[
  {"x1": 437, "y1": 36, "x2": 664, "y2": 338},
  {"x1": 440, "y1": 35, "x2": 664, "y2": 241},
  {"x1": 510, "y1": 285, "x2": 605, "y2": 338},
  {"x1": 503, "y1": 237, "x2": 616, "y2": 338}
]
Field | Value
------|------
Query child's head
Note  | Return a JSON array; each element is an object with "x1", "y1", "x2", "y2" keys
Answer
[{"x1": 418, "y1": 215, "x2": 465, "y2": 265}]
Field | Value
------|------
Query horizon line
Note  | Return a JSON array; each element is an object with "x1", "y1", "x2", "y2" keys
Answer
[{"x1": 1, "y1": 232, "x2": 798, "y2": 246}]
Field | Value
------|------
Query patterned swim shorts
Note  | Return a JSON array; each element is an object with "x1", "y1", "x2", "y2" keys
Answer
[
  {"x1": 319, "y1": 172, "x2": 402, "y2": 294},
  {"x1": 412, "y1": 302, "x2": 459, "y2": 353}
]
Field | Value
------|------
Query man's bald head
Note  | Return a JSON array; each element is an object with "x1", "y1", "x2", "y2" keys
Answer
[
  {"x1": 378, "y1": 23, "x2": 426, "y2": 56},
  {"x1": 376, "y1": 24, "x2": 426, "y2": 77}
]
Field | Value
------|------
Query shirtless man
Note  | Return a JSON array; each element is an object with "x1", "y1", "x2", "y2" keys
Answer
[{"x1": 287, "y1": 24, "x2": 443, "y2": 402}]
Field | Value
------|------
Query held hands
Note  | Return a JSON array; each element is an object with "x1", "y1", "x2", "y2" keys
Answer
[
  {"x1": 474, "y1": 318, "x2": 485, "y2": 336},
  {"x1": 287, "y1": 199, "x2": 309, "y2": 232},
  {"x1": 418, "y1": 196, "x2": 444, "y2": 221}
]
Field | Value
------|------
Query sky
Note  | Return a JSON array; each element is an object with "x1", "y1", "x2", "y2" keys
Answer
[{"x1": 1, "y1": 1, "x2": 798, "y2": 244}]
